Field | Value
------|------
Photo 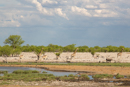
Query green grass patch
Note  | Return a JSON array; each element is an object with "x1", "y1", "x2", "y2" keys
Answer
[
  {"x1": 0, "y1": 62, "x2": 130, "y2": 67},
  {"x1": 93, "y1": 74, "x2": 114, "y2": 79},
  {"x1": 42, "y1": 71, "x2": 47, "y2": 73},
  {"x1": 0, "y1": 70, "x2": 91, "y2": 82},
  {"x1": 79, "y1": 74, "x2": 90, "y2": 81},
  {"x1": 12, "y1": 70, "x2": 39, "y2": 74},
  {"x1": 0, "y1": 71, "x2": 8, "y2": 74},
  {"x1": 115, "y1": 73, "x2": 124, "y2": 79}
]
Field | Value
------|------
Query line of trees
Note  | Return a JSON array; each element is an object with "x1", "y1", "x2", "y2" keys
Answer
[{"x1": 0, "y1": 35, "x2": 130, "y2": 57}]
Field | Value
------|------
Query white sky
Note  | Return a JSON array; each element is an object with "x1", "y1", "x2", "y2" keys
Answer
[{"x1": 0, "y1": 0, "x2": 130, "y2": 47}]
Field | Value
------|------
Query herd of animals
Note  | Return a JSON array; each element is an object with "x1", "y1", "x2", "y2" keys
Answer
[{"x1": 15, "y1": 48, "x2": 130, "y2": 63}]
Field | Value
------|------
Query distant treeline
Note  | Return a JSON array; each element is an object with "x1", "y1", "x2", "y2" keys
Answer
[
  {"x1": 0, "y1": 44, "x2": 130, "y2": 57},
  {"x1": 1, "y1": 44, "x2": 130, "y2": 52},
  {"x1": 1, "y1": 35, "x2": 130, "y2": 57}
]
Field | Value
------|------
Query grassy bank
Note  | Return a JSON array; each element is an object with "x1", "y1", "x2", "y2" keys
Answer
[
  {"x1": 0, "y1": 62, "x2": 130, "y2": 67},
  {"x1": 0, "y1": 70, "x2": 130, "y2": 82}
]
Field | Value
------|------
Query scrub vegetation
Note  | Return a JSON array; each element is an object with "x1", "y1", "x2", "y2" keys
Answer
[
  {"x1": 0, "y1": 70, "x2": 129, "y2": 82},
  {"x1": 0, "y1": 70, "x2": 90, "y2": 82},
  {"x1": 0, "y1": 35, "x2": 130, "y2": 57}
]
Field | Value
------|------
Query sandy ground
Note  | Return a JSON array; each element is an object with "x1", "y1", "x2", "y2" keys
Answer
[{"x1": 0, "y1": 65, "x2": 130, "y2": 75}]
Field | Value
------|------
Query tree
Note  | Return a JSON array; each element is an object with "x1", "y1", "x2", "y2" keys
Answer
[
  {"x1": 34, "y1": 47, "x2": 43, "y2": 60},
  {"x1": 0, "y1": 45, "x2": 13, "y2": 57},
  {"x1": 12, "y1": 48, "x2": 21, "y2": 57},
  {"x1": 0, "y1": 45, "x2": 13, "y2": 63},
  {"x1": 4, "y1": 35, "x2": 25, "y2": 49},
  {"x1": 63, "y1": 44, "x2": 76, "y2": 52}
]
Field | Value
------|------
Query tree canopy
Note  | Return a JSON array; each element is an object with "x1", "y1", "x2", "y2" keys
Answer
[
  {"x1": 0, "y1": 45, "x2": 13, "y2": 57},
  {"x1": 4, "y1": 35, "x2": 25, "y2": 49}
]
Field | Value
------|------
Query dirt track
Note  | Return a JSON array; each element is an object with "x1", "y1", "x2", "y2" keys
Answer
[{"x1": 0, "y1": 65, "x2": 130, "y2": 75}]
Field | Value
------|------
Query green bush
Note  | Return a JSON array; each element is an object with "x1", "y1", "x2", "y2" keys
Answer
[
  {"x1": 59, "y1": 76, "x2": 69, "y2": 81},
  {"x1": 12, "y1": 70, "x2": 24, "y2": 74},
  {"x1": 55, "y1": 53, "x2": 61, "y2": 56},
  {"x1": 32, "y1": 70, "x2": 39, "y2": 73},
  {"x1": 47, "y1": 76, "x2": 56, "y2": 81},
  {"x1": 42, "y1": 77, "x2": 47, "y2": 81},
  {"x1": 115, "y1": 73, "x2": 124, "y2": 79},
  {"x1": 42, "y1": 71, "x2": 47, "y2": 73},
  {"x1": 79, "y1": 74, "x2": 90, "y2": 81},
  {"x1": 0, "y1": 71, "x2": 8, "y2": 74},
  {"x1": 68, "y1": 74, "x2": 74, "y2": 77},
  {"x1": 93, "y1": 74, "x2": 113, "y2": 79},
  {"x1": 23, "y1": 70, "x2": 32, "y2": 74}
]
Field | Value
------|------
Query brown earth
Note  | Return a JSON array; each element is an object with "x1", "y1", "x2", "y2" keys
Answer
[{"x1": 0, "y1": 65, "x2": 130, "y2": 75}]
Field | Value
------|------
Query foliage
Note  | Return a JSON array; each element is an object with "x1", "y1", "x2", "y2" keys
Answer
[
  {"x1": 13, "y1": 70, "x2": 39, "y2": 74},
  {"x1": 79, "y1": 74, "x2": 90, "y2": 81},
  {"x1": 12, "y1": 48, "x2": 21, "y2": 57},
  {"x1": 55, "y1": 52, "x2": 61, "y2": 56},
  {"x1": 91, "y1": 51, "x2": 95, "y2": 56},
  {"x1": 115, "y1": 73, "x2": 124, "y2": 79},
  {"x1": 42, "y1": 71, "x2": 47, "y2": 73},
  {"x1": 4, "y1": 35, "x2": 24, "y2": 49},
  {"x1": 93, "y1": 74, "x2": 113, "y2": 79},
  {"x1": 63, "y1": 44, "x2": 76, "y2": 52},
  {"x1": 0, "y1": 45, "x2": 13, "y2": 57},
  {"x1": 0, "y1": 71, "x2": 8, "y2": 74},
  {"x1": 68, "y1": 74, "x2": 74, "y2": 77},
  {"x1": 1, "y1": 35, "x2": 130, "y2": 53}
]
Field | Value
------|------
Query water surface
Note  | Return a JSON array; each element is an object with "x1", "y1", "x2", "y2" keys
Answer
[{"x1": 0, "y1": 66, "x2": 77, "y2": 76}]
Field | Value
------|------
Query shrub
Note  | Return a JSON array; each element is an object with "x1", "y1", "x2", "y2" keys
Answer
[
  {"x1": 59, "y1": 76, "x2": 68, "y2": 81},
  {"x1": 93, "y1": 74, "x2": 113, "y2": 79},
  {"x1": 42, "y1": 77, "x2": 47, "y2": 81},
  {"x1": 115, "y1": 73, "x2": 124, "y2": 79},
  {"x1": 68, "y1": 74, "x2": 74, "y2": 77},
  {"x1": 23, "y1": 70, "x2": 32, "y2": 74},
  {"x1": 32, "y1": 70, "x2": 39, "y2": 73},
  {"x1": 12, "y1": 70, "x2": 24, "y2": 74},
  {"x1": 47, "y1": 76, "x2": 56, "y2": 81},
  {"x1": 0, "y1": 71, "x2": 8, "y2": 74},
  {"x1": 79, "y1": 74, "x2": 90, "y2": 81},
  {"x1": 42, "y1": 71, "x2": 47, "y2": 73},
  {"x1": 55, "y1": 53, "x2": 61, "y2": 56},
  {"x1": 47, "y1": 74, "x2": 54, "y2": 77},
  {"x1": 67, "y1": 76, "x2": 78, "y2": 82}
]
